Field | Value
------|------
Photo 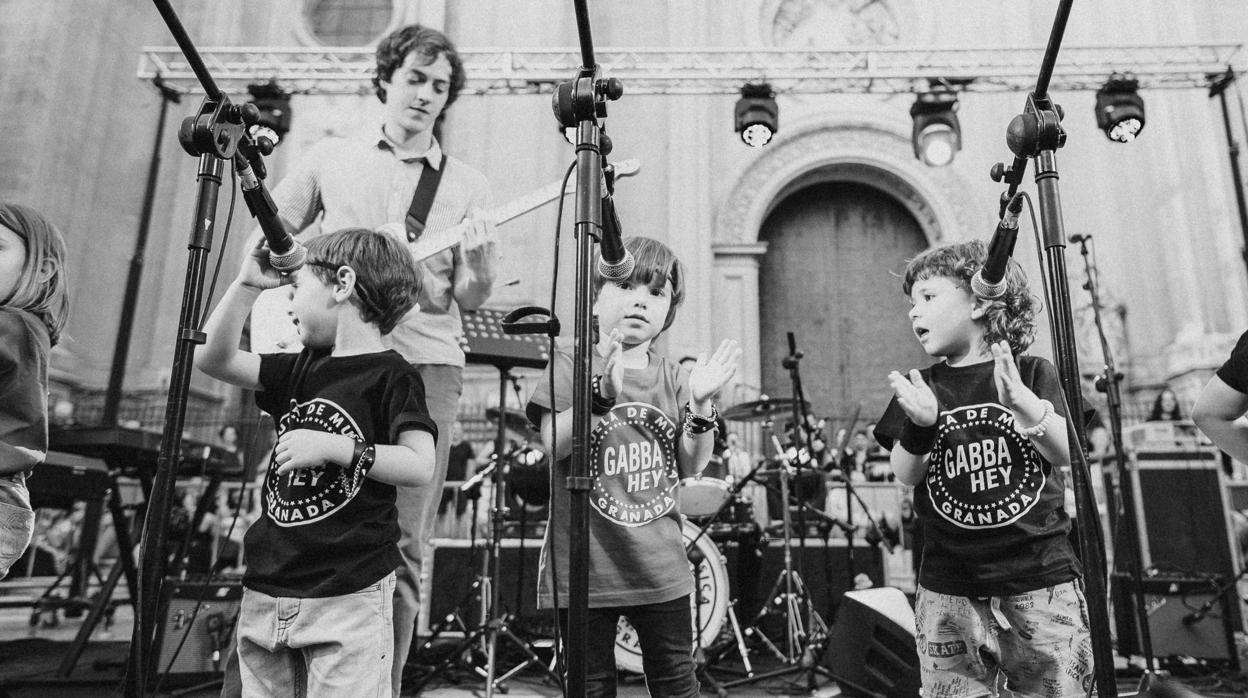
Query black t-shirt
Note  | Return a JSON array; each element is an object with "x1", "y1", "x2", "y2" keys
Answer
[
  {"x1": 874, "y1": 356, "x2": 1081, "y2": 596},
  {"x1": 249, "y1": 348, "x2": 437, "y2": 597},
  {"x1": 1216, "y1": 329, "x2": 1248, "y2": 394}
]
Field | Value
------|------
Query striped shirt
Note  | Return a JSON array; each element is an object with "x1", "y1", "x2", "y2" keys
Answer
[{"x1": 271, "y1": 128, "x2": 494, "y2": 366}]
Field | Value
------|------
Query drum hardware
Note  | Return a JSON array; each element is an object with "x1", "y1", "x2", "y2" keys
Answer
[
  {"x1": 721, "y1": 396, "x2": 809, "y2": 423},
  {"x1": 410, "y1": 368, "x2": 559, "y2": 696},
  {"x1": 723, "y1": 332, "x2": 836, "y2": 692}
]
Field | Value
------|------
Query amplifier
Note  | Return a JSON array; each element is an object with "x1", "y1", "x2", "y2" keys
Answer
[
  {"x1": 154, "y1": 576, "x2": 243, "y2": 678},
  {"x1": 1111, "y1": 572, "x2": 1239, "y2": 669}
]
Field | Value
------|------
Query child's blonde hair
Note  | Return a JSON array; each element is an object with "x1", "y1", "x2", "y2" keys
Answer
[
  {"x1": 303, "y1": 228, "x2": 420, "y2": 335},
  {"x1": 0, "y1": 203, "x2": 70, "y2": 346},
  {"x1": 592, "y1": 236, "x2": 686, "y2": 334},
  {"x1": 901, "y1": 240, "x2": 1037, "y2": 355}
]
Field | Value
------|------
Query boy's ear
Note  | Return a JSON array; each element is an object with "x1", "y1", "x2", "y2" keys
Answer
[
  {"x1": 970, "y1": 295, "x2": 991, "y2": 320},
  {"x1": 37, "y1": 258, "x2": 55, "y2": 284},
  {"x1": 332, "y1": 266, "x2": 356, "y2": 303}
]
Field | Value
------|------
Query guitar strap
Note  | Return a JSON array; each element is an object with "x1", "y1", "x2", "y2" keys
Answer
[{"x1": 404, "y1": 153, "x2": 447, "y2": 243}]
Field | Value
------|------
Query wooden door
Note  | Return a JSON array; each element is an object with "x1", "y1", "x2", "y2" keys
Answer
[{"x1": 758, "y1": 181, "x2": 931, "y2": 431}]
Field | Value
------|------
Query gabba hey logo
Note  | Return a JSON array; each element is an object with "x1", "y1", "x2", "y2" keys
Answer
[
  {"x1": 266, "y1": 398, "x2": 364, "y2": 527},
  {"x1": 589, "y1": 402, "x2": 679, "y2": 527},
  {"x1": 926, "y1": 402, "x2": 1046, "y2": 529}
]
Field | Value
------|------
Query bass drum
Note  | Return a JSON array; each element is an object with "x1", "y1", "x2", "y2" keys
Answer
[{"x1": 614, "y1": 521, "x2": 728, "y2": 674}]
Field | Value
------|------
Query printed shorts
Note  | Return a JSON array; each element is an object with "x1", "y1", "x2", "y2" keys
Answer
[{"x1": 914, "y1": 581, "x2": 1093, "y2": 698}]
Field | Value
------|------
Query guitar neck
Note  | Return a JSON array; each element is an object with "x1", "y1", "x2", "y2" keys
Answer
[{"x1": 408, "y1": 179, "x2": 568, "y2": 263}]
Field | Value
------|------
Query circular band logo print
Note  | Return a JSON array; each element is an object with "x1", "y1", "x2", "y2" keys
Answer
[
  {"x1": 589, "y1": 402, "x2": 680, "y2": 527},
  {"x1": 926, "y1": 402, "x2": 1046, "y2": 529},
  {"x1": 266, "y1": 398, "x2": 364, "y2": 527}
]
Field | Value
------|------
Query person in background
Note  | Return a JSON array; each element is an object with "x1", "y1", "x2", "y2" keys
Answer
[
  {"x1": 0, "y1": 202, "x2": 70, "y2": 580},
  {"x1": 1147, "y1": 386, "x2": 1184, "y2": 421}
]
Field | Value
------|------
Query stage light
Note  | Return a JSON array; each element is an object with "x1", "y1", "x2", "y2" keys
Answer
[
  {"x1": 246, "y1": 81, "x2": 292, "y2": 147},
  {"x1": 735, "y1": 83, "x2": 778, "y2": 147},
  {"x1": 1096, "y1": 74, "x2": 1145, "y2": 143},
  {"x1": 910, "y1": 91, "x2": 961, "y2": 167}
]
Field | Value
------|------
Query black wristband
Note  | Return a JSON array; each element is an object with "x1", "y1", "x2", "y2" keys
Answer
[
  {"x1": 341, "y1": 441, "x2": 376, "y2": 495},
  {"x1": 898, "y1": 420, "x2": 938, "y2": 455},
  {"x1": 683, "y1": 403, "x2": 718, "y2": 436},
  {"x1": 591, "y1": 374, "x2": 616, "y2": 415}
]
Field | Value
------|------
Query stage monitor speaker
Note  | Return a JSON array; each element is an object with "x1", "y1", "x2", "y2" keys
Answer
[
  {"x1": 822, "y1": 587, "x2": 920, "y2": 698},
  {"x1": 1125, "y1": 447, "x2": 1238, "y2": 578},
  {"x1": 418, "y1": 537, "x2": 546, "y2": 638},
  {"x1": 154, "y1": 576, "x2": 242, "y2": 678},
  {"x1": 1111, "y1": 572, "x2": 1239, "y2": 669}
]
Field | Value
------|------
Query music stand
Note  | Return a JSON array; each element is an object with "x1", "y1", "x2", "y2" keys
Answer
[{"x1": 410, "y1": 309, "x2": 557, "y2": 696}]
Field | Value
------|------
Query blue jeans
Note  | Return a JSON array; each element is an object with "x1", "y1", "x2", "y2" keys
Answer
[
  {"x1": 236, "y1": 572, "x2": 395, "y2": 697},
  {"x1": 0, "y1": 472, "x2": 35, "y2": 580},
  {"x1": 392, "y1": 363, "x2": 462, "y2": 695},
  {"x1": 563, "y1": 595, "x2": 700, "y2": 698}
]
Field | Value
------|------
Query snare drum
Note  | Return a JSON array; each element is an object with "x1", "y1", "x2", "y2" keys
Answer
[
  {"x1": 677, "y1": 477, "x2": 732, "y2": 522},
  {"x1": 615, "y1": 521, "x2": 728, "y2": 673}
]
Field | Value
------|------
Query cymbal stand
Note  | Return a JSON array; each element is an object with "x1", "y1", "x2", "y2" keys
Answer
[
  {"x1": 410, "y1": 367, "x2": 559, "y2": 696},
  {"x1": 723, "y1": 424, "x2": 832, "y2": 689}
]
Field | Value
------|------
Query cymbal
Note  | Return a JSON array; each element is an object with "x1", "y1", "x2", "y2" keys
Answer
[
  {"x1": 721, "y1": 396, "x2": 809, "y2": 422},
  {"x1": 485, "y1": 407, "x2": 533, "y2": 434}
]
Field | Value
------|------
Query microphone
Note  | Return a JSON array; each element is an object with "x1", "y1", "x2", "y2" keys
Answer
[
  {"x1": 970, "y1": 194, "x2": 1025, "y2": 300},
  {"x1": 597, "y1": 192, "x2": 635, "y2": 281},
  {"x1": 1069, "y1": 233, "x2": 1091, "y2": 244},
  {"x1": 235, "y1": 153, "x2": 306, "y2": 273}
]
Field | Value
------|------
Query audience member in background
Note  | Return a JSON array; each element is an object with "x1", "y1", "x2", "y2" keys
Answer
[{"x1": 1147, "y1": 386, "x2": 1184, "y2": 421}]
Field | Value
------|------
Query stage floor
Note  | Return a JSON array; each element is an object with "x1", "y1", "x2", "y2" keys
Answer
[{"x1": 2, "y1": 578, "x2": 1246, "y2": 697}]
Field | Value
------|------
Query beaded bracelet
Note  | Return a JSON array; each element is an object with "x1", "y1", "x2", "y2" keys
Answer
[
  {"x1": 684, "y1": 403, "x2": 719, "y2": 438},
  {"x1": 1015, "y1": 399, "x2": 1056, "y2": 439},
  {"x1": 591, "y1": 374, "x2": 616, "y2": 415}
]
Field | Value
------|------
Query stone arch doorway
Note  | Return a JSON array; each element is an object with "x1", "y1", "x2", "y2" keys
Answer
[{"x1": 758, "y1": 180, "x2": 931, "y2": 427}]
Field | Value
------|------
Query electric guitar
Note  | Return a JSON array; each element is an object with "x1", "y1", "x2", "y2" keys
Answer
[{"x1": 249, "y1": 159, "x2": 641, "y2": 353}]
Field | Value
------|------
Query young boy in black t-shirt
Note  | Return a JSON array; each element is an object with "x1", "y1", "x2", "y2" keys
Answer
[
  {"x1": 197, "y1": 228, "x2": 437, "y2": 696},
  {"x1": 874, "y1": 240, "x2": 1091, "y2": 698}
]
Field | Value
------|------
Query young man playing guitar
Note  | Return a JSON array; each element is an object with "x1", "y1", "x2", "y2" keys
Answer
[{"x1": 252, "y1": 24, "x2": 496, "y2": 695}]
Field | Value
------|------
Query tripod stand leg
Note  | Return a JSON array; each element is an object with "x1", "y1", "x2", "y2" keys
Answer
[{"x1": 725, "y1": 601, "x2": 754, "y2": 676}]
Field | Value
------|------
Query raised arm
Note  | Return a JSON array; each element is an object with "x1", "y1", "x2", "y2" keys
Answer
[{"x1": 195, "y1": 248, "x2": 282, "y2": 390}]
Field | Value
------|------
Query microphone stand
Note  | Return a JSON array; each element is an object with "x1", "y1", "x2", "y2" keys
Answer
[
  {"x1": 1074, "y1": 237, "x2": 1161, "y2": 687},
  {"x1": 1208, "y1": 69, "x2": 1248, "y2": 284},
  {"x1": 128, "y1": 3, "x2": 284, "y2": 694},
  {"x1": 550, "y1": 2, "x2": 622, "y2": 693},
  {"x1": 988, "y1": 2, "x2": 1116, "y2": 695}
]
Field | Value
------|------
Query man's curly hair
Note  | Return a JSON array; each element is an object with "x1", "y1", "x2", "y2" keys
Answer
[
  {"x1": 901, "y1": 240, "x2": 1038, "y2": 355},
  {"x1": 304, "y1": 228, "x2": 420, "y2": 336},
  {"x1": 373, "y1": 24, "x2": 465, "y2": 108}
]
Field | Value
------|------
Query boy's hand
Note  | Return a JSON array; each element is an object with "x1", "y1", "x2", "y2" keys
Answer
[
  {"x1": 601, "y1": 328, "x2": 625, "y2": 399},
  {"x1": 238, "y1": 245, "x2": 290, "y2": 291},
  {"x1": 991, "y1": 340, "x2": 1043, "y2": 417},
  {"x1": 460, "y1": 209, "x2": 498, "y2": 275},
  {"x1": 888, "y1": 369, "x2": 938, "y2": 427},
  {"x1": 688, "y1": 339, "x2": 743, "y2": 404},
  {"x1": 274, "y1": 429, "x2": 352, "y2": 474}
]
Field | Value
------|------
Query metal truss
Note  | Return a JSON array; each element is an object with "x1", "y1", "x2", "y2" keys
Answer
[{"x1": 139, "y1": 43, "x2": 1244, "y2": 96}]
